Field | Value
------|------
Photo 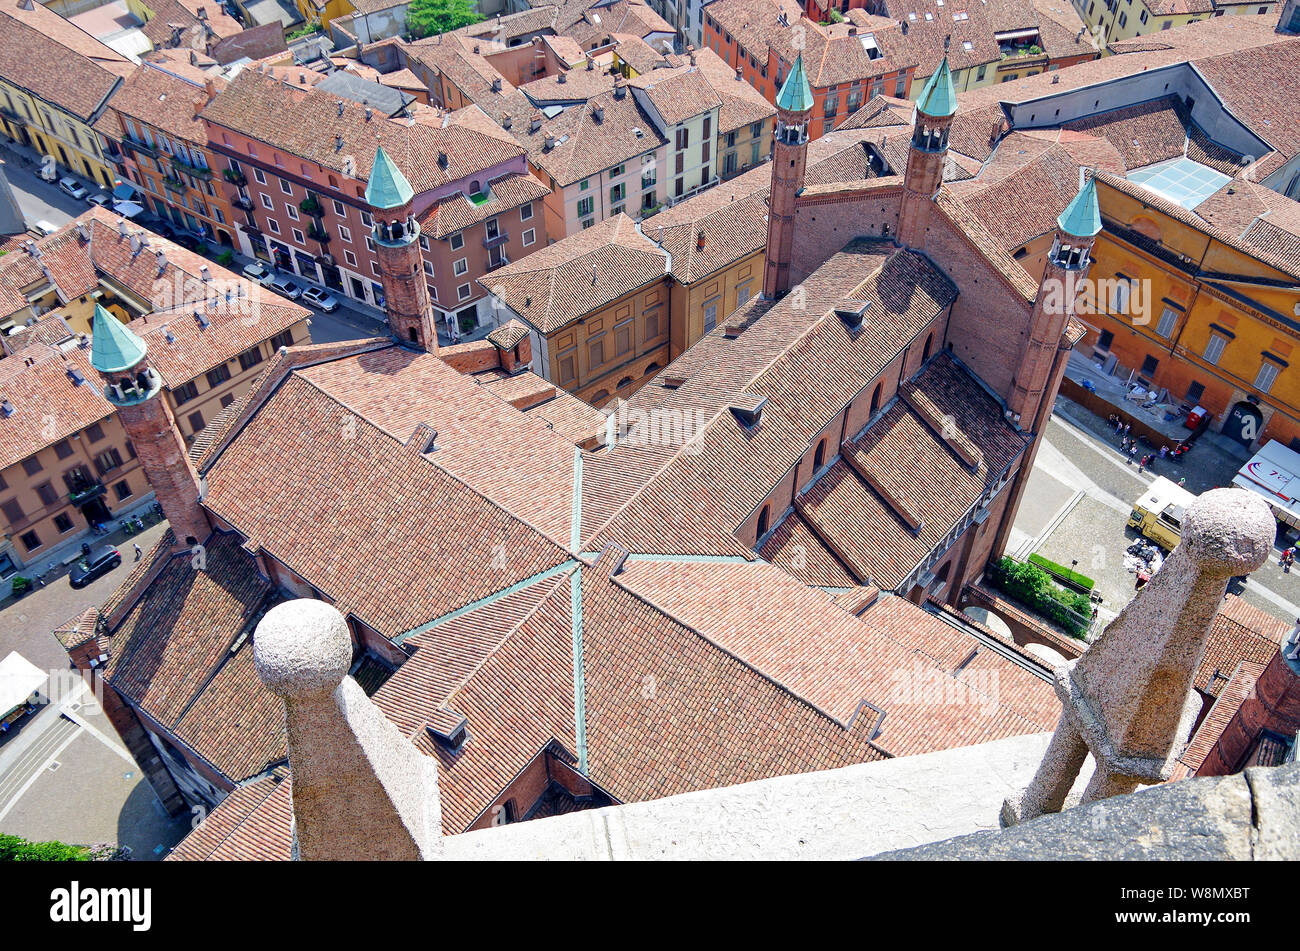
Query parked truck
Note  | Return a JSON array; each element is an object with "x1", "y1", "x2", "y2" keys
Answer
[
  {"x1": 1128, "y1": 476, "x2": 1197, "y2": 550},
  {"x1": 1232, "y1": 439, "x2": 1300, "y2": 531}
]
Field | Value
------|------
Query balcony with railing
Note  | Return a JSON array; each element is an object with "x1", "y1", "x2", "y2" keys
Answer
[
  {"x1": 482, "y1": 229, "x2": 509, "y2": 250},
  {"x1": 222, "y1": 167, "x2": 248, "y2": 187},
  {"x1": 172, "y1": 155, "x2": 212, "y2": 180}
]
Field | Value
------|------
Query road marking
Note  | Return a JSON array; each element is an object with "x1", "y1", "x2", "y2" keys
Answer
[{"x1": 0, "y1": 716, "x2": 81, "y2": 823}]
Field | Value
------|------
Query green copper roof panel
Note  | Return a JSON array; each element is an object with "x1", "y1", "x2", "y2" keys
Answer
[
  {"x1": 90, "y1": 303, "x2": 147, "y2": 373},
  {"x1": 916, "y1": 57, "x2": 957, "y2": 119},
  {"x1": 776, "y1": 54, "x2": 814, "y2": 114},
  {"x1": 1057, "y1": 175, "x2": 1102, "y2": 238},
  {"x1": 364, "y1": 145, "x2": 414, "y2": 210}
]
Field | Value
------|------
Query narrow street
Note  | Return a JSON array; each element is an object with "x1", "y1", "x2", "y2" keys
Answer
[{"x1": 1009, "y1": 397, "x2": 1300, "y2": 629}]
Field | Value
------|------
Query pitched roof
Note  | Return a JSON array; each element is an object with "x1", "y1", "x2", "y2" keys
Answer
[
  {"x1": 201, "y1": 70, "x2": 524, "y2": 195},
  {"x1": 484, "y1": 214, "x2": 667, "y2": 333},
  {"x1": 775, "y1": 53, "x2": 813, "y2": 113},
  {"x1": 915, "y1": 56, "x2": 956, "y2": 119},
  {"x1": 0, "y1": 10, "x2": 123, "y2": 120},
  {"x1": 364, "y1": 145, "x2": 414, "y2": 209},
  {"x1": 90, "y1": 304, "x2": 147, "y2": 373},
  {"x1": 1196, "y1": 595, "x2": 1288, "y2": 699},
  {"x1": 199, "y1": 348, "x2": 576, "y2": 637}
]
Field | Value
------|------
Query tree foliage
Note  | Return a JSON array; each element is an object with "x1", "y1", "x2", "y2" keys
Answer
[
  {"x1": 0, "y1": 833, "x2": 89, "y2": 862},
  {"x1": 407, "y1": 0, "x2": 483, "y2": 38}
]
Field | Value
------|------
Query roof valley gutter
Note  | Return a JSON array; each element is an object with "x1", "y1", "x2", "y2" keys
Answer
[
  {"x1": 922, "y1": 600, "x2": 1055, "y2": 683},
  {"x1": 569, "y1": 567, "x2": 588, "y2": 774},
  {"x1": 570, "y1": 445, "x2": 583, "y2": 552}
]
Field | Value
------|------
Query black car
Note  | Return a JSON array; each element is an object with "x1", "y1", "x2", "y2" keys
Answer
[{"x1": 68, "y1": 547, "x2": 121, "y2": 589}]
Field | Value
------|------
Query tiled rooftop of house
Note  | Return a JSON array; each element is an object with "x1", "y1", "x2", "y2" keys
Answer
[
  {"x1": 484, "y1": 213, "x2": 668, "y2": 333},
  {"x1": 200, "y1": 69, "x2": 524, "y2": 194}
]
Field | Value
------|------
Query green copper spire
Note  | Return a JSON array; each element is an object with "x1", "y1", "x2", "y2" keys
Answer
[
  {"x1": 90, "y1": 303, "x2": 147, "y2": 373},
  {"x1": 776, "y1": 54, "x2": 814, "y2": 114},
  {"x1": 916, "y1": 57, "x2": 957, "y2": 119},
  {"x1": 364, "y1": 145, "x2": 414, "y2": 210},
  {"x1": 1058, "y1": 175, "x2": 1102, "y2": 238}
]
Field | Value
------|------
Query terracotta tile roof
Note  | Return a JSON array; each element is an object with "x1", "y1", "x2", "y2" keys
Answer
[
  {"x1": 616, "y1": 557, "x2": 1057, "y2": 754},
  {"x1": 0, "y1": 10, "x2": 123, "y2": 120},
  {"x1": 582, "y1": 560, "x2": 888, "y2": 804},
  {"x1": 515, "y1": 85, "x2": 668, "y2": 187},
  {"x1": 554, "y1": 0, "x2": 674, "y2": 48},
  {"x1": 52, "y1": 608, "x2": 102, "y2": 652},
  {"x1": 485, "y1": 214, "x2": 667, "y2": 333},
  {"x1": 485, "y1": 320, "x2": 529, "y2": 350},
  {"x1": 583, "y1": 243, "x2": 959, "y2": 555},
  {"x1": 951, "y1": 131, "x2": 1124, "y2": 251},
  {"x1": 137, "y1": 0, "x2": 242, "y2": 48},
  {"x1": 519, "y1": 388, "x2": 609, "y2": 447},
  {"x1": 0, "y1": 344, "x2": 113, "y2": 474},
  {"x1": 103, "y1": 64, "x2": 225, "y2": 145},
  {"x1": 1196, "y1": 594, "x2": 1287, "y2": 699},
  {"x1": 759, "y1": 512, "x2": 858, "y2": 587},
  {"x1": 201, "y1": 358, "x2": 573, "y2": 637},
  {"x1": 626, "y1": 66, "x2": 722, "y2": 126},
  {"x1": 521, "y1": 66, "x2": 617, "y2": 104},
  {"x1": 417, "y1": 171, "x2": 548, "y2": 240},
  {"x1": 166, "y1": 773, "x2": 285, "y2": 860},
  {"x1": 377, "y1": 570, "x2": 578, "y2": 832},
  {"x1": 105, "y1": 532, "x2": 277, "y2": 761},
  {"x1": 172, "y1": 639, "x2": 287, "y2": 781},
  {"x1": 294, "y1": 347, "x2": 577, "y2": 542},
  {"x1": 691, "y1": 46, "x2": 776, "y2": 134},
  {"x1": 201, "y1": 70, "x2": 525, "y2": 195},
  {"x1": 788, "y1": 355, "x2": 1026, "y2": 589},
  {"x1": 1175, "y1": 660, "x2": 1265, "y2": 779}
]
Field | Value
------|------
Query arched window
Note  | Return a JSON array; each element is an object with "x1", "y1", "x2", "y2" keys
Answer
[
  {"x1": 408, "y1": 327, "x2": 418, "y2": 343},
  {"x1": 645, "y1": 362, "x2": 661, "y2": 376},
  {"x1": 756, "y1": 504, "x2": 770, "y2": 539},
  {"x1": 813, "y1": 438, "x2": 826, "y2": 471},
  {"x1": 870, "y1": 381, "x2": 883, "y2": 415},
  {"x1": 922, "y1": 332, "x2": 933, "y2": 363},
  {"x1": 617, "y1": 376, "x2": 634, "y2": 390},
  {"x1": 591, "y1": 389, "x2": 610, "y2": 405}
]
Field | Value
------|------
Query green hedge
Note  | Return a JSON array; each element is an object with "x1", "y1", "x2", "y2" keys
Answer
[
  {"x1": 1027, "y1": 553, "x2": 1094, "y2": 592},
  {"x1": 986, "y1": 556, "x2": 1092, "y2": 638},
  {"x1": 0, "y1": 834, "x2": 89, "y2": 861}
]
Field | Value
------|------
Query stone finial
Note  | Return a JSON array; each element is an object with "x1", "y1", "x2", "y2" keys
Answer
[
  {"x1": 254, "y1": 599, "x2": 443, "y2": 860},
  {"x1": 1002, "y1": 489, "x2": 1273, "y2": 826}
]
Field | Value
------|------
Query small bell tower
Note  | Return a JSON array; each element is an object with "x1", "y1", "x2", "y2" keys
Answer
[
  {"x1": 90, "y1": 304, "x2": 210, "y2": 548},
  {"x1": 762, "y1": 53, "x2": 813, "y2": 301},
  {"x1": 898, "y1": 56, "x2": 956, "y2": 250},
  {"x1": 365, "y1": 146, "x2": 437, "y2": 351}
]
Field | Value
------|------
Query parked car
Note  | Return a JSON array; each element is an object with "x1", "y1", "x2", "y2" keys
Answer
[
  {"x1": 68, "y1": 547, "x2": 121, "y2": 589},
  {"x1": 241, "y1": 261, "x2": 275, "y2": 285},
  {"x1": 58, "y1": 177, "x2": 88, "y2": 200},
  {"x1": 267, "y1": 276, "x2": 302, "y2": 300},
  {"x1": 86, "y1": 191, "x2": 111, "y2": 208},
  {"x1": 302, "y1": 286, "x2": 340, "y2": 312},
  {"x1": 32, "y1": 220, "x2": 58, "y2": 236}
]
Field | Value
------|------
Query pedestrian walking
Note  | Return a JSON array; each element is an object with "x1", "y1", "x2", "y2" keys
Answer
[
  {"x1": 1123, "y1": 423, "x2": 1131, "y2": 438},
  {"x1": 1129, "y1": 444, "x2": 1138, "y2": 463},
  {"x1": 133, "y1": 542, "x2": 143, "y2": 561},
  {"x1": 1160, "y1": 445, "x2": 1169, "y2": 458}
]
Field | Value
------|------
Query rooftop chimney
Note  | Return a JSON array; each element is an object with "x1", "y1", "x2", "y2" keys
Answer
[
  {"x1": 204, "y1": 78, "x2": 216, "y2": 101},
  {"x1": 587, "y1": 56, "x2": 594, "y2": 71},
  {"x1": 558, "y1": 72, "x2": 567, "y2": 83},
  {"x1": 735, "y1": 67, "x2": 743, "y2": 81},
  {"x1": 613, "y1": 79, "x2": 626, "y2": 100},
  {"x1": 530, "y1": 113, "x2": 542, "y2": 133},
  {"x1": 696, "y1": 229, "x2": 706, "y2": 250},
  {"x1": 335, "y1": 133, "x2": 343, "y2": 151},
  {"x1": 155, "y1": 249, "x2": 167, "y2": 276},
  {"x1": 338, "y1": 101, "x2": 344, "y2": 116},
  {"x1": 502, "y1": 114, "x2": 513, "y2": 129},
  {"x1": 592, "y1": 104, "x2": 604, "y2": 123},
  {"x1": 544, "y1": 134, "x2": 556, "y2": 151},
  {"x1": 491, "y1": 76, "x2": 502, "y2": 92},
  {"x1": 687, "y1": 45, "x2": 696, "y2": 65},
  {"x1": 365, "y1": 107, "x2": 373, "y2": 121}
]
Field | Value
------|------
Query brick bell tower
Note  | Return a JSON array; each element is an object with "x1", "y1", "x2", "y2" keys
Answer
[
  {"x1": 365, "y1": 145, "x2": 437, "y2": 350},
  {"x1": 762, "y1": 53, "x2": 813, "y2": 301},
  {"x1": 898, "y1": 56, "x2": 956, "y2": 250},
  {"x1": 1009, "y1": 175, "x2": 1101, "y2": 423},
  {"x1": 90, "y1": 304, "x2": 211, "y2": 548}
]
